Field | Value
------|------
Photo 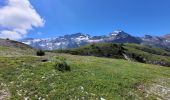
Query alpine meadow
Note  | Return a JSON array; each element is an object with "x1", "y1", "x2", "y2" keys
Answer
[{"x1": 0, "y1": 0, "x2": 170, "y2": 100}]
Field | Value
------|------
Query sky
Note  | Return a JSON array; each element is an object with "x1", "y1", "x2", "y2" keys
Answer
[{"x1": 0, "y1": 0, "x2": 170, "y2": 39}]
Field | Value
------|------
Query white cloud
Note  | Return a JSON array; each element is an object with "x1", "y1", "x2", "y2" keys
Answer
[
  {"x1": 0, "y1": 30, "x2": 23, "y2": 39},
  {"x1": 0, "y1": 0, "x2": 45, "y2": 40}
]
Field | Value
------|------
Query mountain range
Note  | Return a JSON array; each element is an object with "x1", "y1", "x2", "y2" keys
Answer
[{"x1": 21, "y1": 31, "x2": 170, "y2": 50}]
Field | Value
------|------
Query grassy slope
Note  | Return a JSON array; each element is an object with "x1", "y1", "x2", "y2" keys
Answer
[
  {"x1": 124, "y1": 43, "x2": 170, "y2": 56},
  {"x1": 0, "y1": 39, "x2": 36, "y2": 56},
  {"x1": 124, "y1": 44, "x2": 170, "y2": 65},
  {"x1": 0, "y1": 46, "x2": 36, "y2": 56},
  {"x1": 53, "y1": 43, "x2": 170, "y2": 67},
  {"x1": 0, "y1": 53, "x2": 169, "y2": 99}
]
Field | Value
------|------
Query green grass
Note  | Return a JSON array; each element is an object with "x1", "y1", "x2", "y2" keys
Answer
[
  {"x1": 124, "y1": 43, "x2": 170, "y2": 56},
  {"x1": 0, "y1": 53, "x2": 170, "y2": 99},
  {"x1": 124, "y1": 44, "x2": 170, "y2": 65},
  {"x1": 52, "y1": 43, "x2": 170, "y2": 67},
  {"x1": 0, "y1": 39, "x2": 37, "y2": 56},
  {"x1": 0, "y1": 46, "x2": 36, "y2": 56}
]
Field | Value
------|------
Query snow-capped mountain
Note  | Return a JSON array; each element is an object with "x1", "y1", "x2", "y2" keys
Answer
[
  {"x1": 21, "y1": 31, "x2": 170, "y2": 50},
  {"x1": 22, "y1": 33, "x2": 91, "y2": 50},
  {"x1": 141, "y1": 34, "x2": 170, "y2": 49}
]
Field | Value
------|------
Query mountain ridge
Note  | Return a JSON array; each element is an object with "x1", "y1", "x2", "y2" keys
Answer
[{"x1": 21, "y1": 31, "x2": 170, "y2": 50}]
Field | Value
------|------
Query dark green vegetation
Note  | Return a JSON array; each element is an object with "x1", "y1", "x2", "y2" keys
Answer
[
  {"x1": 0, "y1": 40, "x2": 170, "y2": 99},
  {"x1": 124, "y1": 44, "x2": 170, "y2": 66},
  {"x1": 53, "y1": 43, "x2": 170, "y2": 67},
  {"x1": 54, "y1": 43, "x2": 125, "y2": 58},
  {"x1": 36, "y1": 50, "x2": 45, "y2": 56},
  {"x1": 54, "y1": 56, "x2": 71, "y2": 72}
]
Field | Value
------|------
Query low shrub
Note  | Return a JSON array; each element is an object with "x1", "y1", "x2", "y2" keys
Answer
[
  {"x1": 55, "y1": 61, "x2": 71, "y2": 72},
  {"x1": 36, "y1": 50, "x2": 45, "y2": 56}
]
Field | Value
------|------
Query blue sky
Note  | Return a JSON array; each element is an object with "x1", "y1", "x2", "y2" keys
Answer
[{"x1": 1, "y1": 0, "x2": 170, "y2": 39}]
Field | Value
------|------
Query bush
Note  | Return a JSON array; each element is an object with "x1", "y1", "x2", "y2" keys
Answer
[
  {"x1": 55, "y1": 61, "x2": 71, "y2": 72},
  {"x1": 36, "y1": 50, "x2": 45, "y2": 56}
]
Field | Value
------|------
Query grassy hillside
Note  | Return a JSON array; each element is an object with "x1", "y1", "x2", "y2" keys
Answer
[
  {"x1": 0, "y1": 41, "x2": 170, "y2": 99},
  {"x1": 0, "y1": 53, "x2": 170, "y2": 99},
  {"x1": 0, "y1": 39, "x2": 33, "y2": 49},
  {"x1": 124, "y1": 44, "x2": 170, "y2": 66},
  {"x1": 53, "y1": 43, "x2": 126, "y2": 58},
  {"x1": 0, "y1": 39, "x2": 36, "y2": 56},
  {"x1": 124, "y1": 43, "x2": 170, "y2": 56},
  {"x1": 52, "y1": 43, "x2": 170, "y2": 67}
]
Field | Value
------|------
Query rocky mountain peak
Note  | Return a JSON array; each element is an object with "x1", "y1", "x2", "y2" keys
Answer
[
  {"x1": 144, "y1": 35, "x2": 153, "y2": 39},
  {"x1": 164, "y1": 34, "x2": 170, "y2": 38},
  {"x1": 64, "y1": 33, "x2": 90, "y2": 39},
  {"x1": 21, "y1": 31, "x2": 170, "y2": 50},
  {"x1": 109, "y1": 31, "x2": 130, "y2": 37}
]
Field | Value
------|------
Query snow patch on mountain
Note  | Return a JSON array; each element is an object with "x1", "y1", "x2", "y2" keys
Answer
[{"x1": 21, "y1": 31, "x2": 170, "y2": 50}]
